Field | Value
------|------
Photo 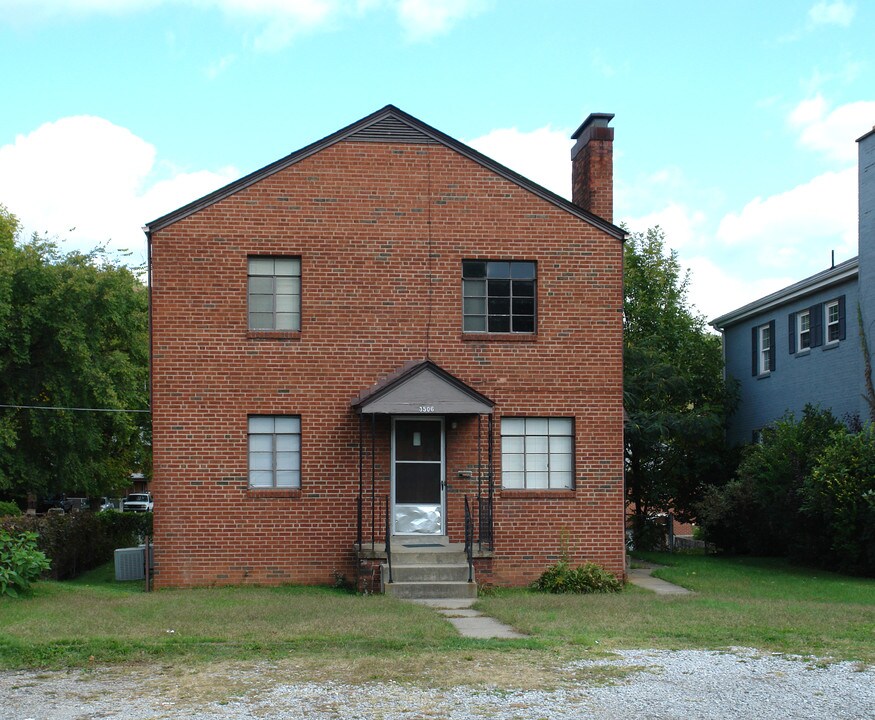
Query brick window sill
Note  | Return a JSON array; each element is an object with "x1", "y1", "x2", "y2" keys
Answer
[
  {"x1": 461, "y1": 333, "x2": 537, "y2": 343},
  {"x1": 500, "y1": 490, "x2": 575, "y2": 499},
  {"x1": 247, "y1": 488, "x2": 301, "y2": 499},
  {"x1": 247, "y1": 331, "x2": 302, "y2": 341}
]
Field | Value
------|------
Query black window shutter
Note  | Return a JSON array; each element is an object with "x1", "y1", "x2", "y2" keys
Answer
[
  {"x1": 788, "y1": 312, "x2": 796, "y2": 354},
  {"x1": 810, "y1": 303, "x2": 823, "y2": 347},
  {"x1": 838, "y1": 295, "x2": 846, "y2": 340},
  {"x1": 751, "y1": 326, "x2": 758, "y2": 376},
  {"x1": 768, "y1": 320, "x2": 776, "y2": 371}
]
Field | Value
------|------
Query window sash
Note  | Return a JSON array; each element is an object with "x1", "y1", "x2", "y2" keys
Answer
[
  {"x1": 248, "y1": 257, "x2": 301, "y2": 331},
  {"x1": 500, "y1": 417, "x2": 573, "y2": 489},
  {"x1": 248, "y1": 416, "x2": 301, "y2": 488},
  {"x1": 462, "y1": 260, "x2": 536, "y2": 333},
  {"x1": 798, "y1": 311, "x2": 810, "y2": 350},
  {"x1": 826, "y1": 301, "x2": 840, "y2": 342},
  {"x1": 759, "y1": 325, "x2": 771, "y2": 375}
]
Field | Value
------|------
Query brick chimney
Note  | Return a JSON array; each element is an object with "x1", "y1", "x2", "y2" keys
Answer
[{"x1": 571, "y1": 113, "x2": 614, "y2": 222}]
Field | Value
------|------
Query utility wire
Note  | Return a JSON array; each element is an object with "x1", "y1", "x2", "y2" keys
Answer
[{"x1": 0, "y1": 404, "x2": 151, "y2": 413}]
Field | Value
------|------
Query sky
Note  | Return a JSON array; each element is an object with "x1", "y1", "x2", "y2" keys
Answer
[{"x1": 0, "y1": 0, "x2": 873, "y2": 322}]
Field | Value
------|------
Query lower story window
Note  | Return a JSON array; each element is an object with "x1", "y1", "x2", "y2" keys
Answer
[
  {"x1": 501, "y1": 417, "x2": 573, "y2": 489},
  {"x1": 248, "y1": 416, "x2": 301, "y2": 488}
]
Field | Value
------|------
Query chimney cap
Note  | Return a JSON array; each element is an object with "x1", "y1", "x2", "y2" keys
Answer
[{"x1": 571, "y1": 113, "x2": 615, "y2": 140}]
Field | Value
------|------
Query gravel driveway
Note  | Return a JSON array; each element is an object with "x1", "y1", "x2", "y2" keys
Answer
[{"x1": 2, "y1": 648, "x2": 873, "y2": 720}]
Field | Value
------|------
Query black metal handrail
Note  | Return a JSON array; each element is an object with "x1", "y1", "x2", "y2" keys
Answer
[
  {"x1": 464, "y1": 496, "x2": 474, "y2": 583},
  {"x1": 384, "y1": 494, "x2": 393, "y2": 584}
]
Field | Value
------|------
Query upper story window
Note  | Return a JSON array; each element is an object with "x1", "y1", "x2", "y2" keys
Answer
[
  {"x1": 462, "y1": 260, "x2": 536, "y2": 333},
  {"x1": 248, "y1": 257, "x2": 301, "y2": 331},
  {"x1": 248, "y1": 416, "x2": 301, "y2": 488},
  {"x1": 826, "y1": 300, "x2": 841, "y2": 343},
  {"x1": 752, "y1": 321, "x2": 775, "y2": 376},
  {"x1": 797, "y1": 310, "x2": 811, "y2": 351},
  {"x1": 788, "y1": 296, "x2": 845, "y2": 353},
  {"x1": 501, "y1": 417, "x2": 573, "y2": 489}
]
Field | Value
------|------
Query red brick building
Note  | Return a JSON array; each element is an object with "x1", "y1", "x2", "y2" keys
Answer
[{"x1": 145, "y1": 106, "x2": 625, "y2": 591}]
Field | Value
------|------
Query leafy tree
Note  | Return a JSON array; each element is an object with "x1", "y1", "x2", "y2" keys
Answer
[
  {"x1": 0, "y1": 205, "x2": 149, "y2": 501},
  {"x1": 623, "y1": 227, "x2": 736, "y2": 546}
]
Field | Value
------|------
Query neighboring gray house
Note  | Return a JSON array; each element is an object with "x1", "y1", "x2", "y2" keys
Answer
[{"x1": 712, "y1": 124, "x2": 875, "y2": 446}]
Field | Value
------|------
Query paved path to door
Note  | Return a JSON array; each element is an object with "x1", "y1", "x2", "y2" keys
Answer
[
  {"x1": 627, "y1": 562, "x2": 693, "y2": 595},
  {"x1": 412, "y1": 598, "x2": 527, "y2": 639}
]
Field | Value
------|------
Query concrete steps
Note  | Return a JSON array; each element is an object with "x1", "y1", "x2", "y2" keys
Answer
[{"x1": 382, "y1": 539, "x2": 477, "y2": 599}]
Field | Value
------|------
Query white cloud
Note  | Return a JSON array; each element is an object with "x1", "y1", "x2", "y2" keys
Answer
[
  {"x1": 622, "y1": 203, "x2": 707, "y2": 251},
  {"x1": 0, "y1": 0, "x2": 486, "y2": 46},
  {"x1": 808, "y1": 1, "x2": 855, "y2": 27},
  {"x1": 466, "y1": 125, "x2": 572, "y2": 198},
  {"x1": 0, "y1": 116, "x2": 237, "y2": 263},
  {"x1": 205, "y1": 53, "x2": 237, "y2": 78},
  {"x1": 716, "y1": 167, "x2": 856, "y2": 263},
  {"x1": 789, "y1": 94, "x2": 875, "y2": 162},
  {"x1": 396, "y1": 0, "x2": 487, "y2": 41},
  {"x1": 685, "y1": 255, "x2": 798, "y2": 323}
]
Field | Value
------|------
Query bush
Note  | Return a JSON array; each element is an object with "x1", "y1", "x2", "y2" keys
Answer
[
  {"x1": 534, "y1": 560, "x2": 622, "y2": 594},
  {"x1": 0, "y1": 528, "x2": 51, "y2": 597},
  {"x1": 0, "y1": 501, "x2": 21, "y2": 517},
  {"x1": 0, "y1": 510, "x2": 152, "y2": 580},
  {"x1": 803, "y1": 426, "x2": 875, "y2": 575},
  {"x1": 696, "y1": 405, "x2": 842, "y2": 557}
]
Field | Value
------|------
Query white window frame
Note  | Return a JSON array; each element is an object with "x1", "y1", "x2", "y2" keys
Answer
[
  {"x1": 826, "y1": 300, "x2": 840, "y2": 343},
  {"x1": 248, "y1": 257, "x2": 301, "y2": 331},
  {"x1": 500, "y1": 417, "x2": 574, "y2": 490},
  {"x1": 797, "y1": 310, "x2": 811, "y2": 351},
  {"x1": 248, "y1": 416, "x2": 301, "y2": 488},
  {"x1": 758, "y1": 324, "x2": 772, "y2": 375}
]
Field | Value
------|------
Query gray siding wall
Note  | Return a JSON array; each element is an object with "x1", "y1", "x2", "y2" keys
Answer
[{"x1": 724, "y1": 278, "x2": 863, "y2": 445}]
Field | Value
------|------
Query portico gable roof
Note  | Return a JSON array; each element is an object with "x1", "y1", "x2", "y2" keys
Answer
[{"x1": 351, "y1": 360, "x2": 494, "y2": 415}]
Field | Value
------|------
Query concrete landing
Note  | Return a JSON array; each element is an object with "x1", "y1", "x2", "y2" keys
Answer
[
  {"x1": 627, "y1": 564, "x2": 693, "y2": 595},
  {"x1": 411, "y1": 598, "x2": 526, "y2": 639}
]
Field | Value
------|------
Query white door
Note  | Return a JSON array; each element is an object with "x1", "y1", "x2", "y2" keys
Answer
[{"x1": 391, "y1": 417, "x2": 445, "y2": 535}]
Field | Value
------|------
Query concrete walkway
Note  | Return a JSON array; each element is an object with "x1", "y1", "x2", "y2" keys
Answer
[
  {"x1": 627, "y1": 563, "x2": 693, "y2": 595},
  {"x1": 412, "y1": 598, "x2": 527, "y2": 639}
]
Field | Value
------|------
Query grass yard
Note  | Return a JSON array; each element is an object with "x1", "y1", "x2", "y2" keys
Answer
[
  {"x1": 478, "y1": 552, "x2": 875, "y2": 664},
  {"x1": 1, "y1": 553, "x2": 872, "y2": 682}
]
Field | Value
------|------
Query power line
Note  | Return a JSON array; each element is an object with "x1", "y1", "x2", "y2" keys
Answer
[{"x1": 0, "y1": 404, "x2": 151, "y2": 414}]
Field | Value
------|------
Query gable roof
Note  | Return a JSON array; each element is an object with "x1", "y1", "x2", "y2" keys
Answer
[
  {"x1": 144, "y1": 104, "x2": 626, "y2": 240},
  {"x1": 711, "y1": 256, "x2": 859, "y2": 330},
  {"x1": 351, "y1": 359, "x2": 494, "y2": 415}
]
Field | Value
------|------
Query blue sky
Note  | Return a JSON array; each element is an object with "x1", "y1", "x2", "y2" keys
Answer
[{"x1": 1, "y1": 0, "x2": 873, "y2": 320}]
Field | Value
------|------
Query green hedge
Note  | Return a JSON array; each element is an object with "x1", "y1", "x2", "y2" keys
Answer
[{"x1": 0, "y1": 510, "x2": 152, "y2": 580}]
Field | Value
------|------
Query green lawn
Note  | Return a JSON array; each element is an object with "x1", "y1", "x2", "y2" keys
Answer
[
  {"x1": 1, "y1": 553, "x2": 872, "y2": 679},
  {"x1": 478, "y1": 552, "x2": 875, "y2": 664}
]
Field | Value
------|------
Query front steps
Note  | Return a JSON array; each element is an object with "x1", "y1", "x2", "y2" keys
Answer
[{"x1": 382, "y1": 539, "x2": 477, "y2": 599}]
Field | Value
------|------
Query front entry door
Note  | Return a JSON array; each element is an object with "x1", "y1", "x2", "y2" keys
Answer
[{"x1": 392, "y1": 417, "x2": 445, "y2": 535}]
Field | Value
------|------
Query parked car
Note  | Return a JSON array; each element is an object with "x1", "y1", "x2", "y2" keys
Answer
[
  {"x1": 37, "y1": 495, "x2": 74, "y2": 514},
  {"x1": 122, "y1": 493, "x2": 153, "y2": 512},
  {"x1": 99, "y1": 497, "x2": 119, "y2": 511}
]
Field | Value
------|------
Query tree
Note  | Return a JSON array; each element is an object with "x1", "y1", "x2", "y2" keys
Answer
[
  {"x1": 623, "y1": 227, "x2": 735, "y2": 546},
  {"x1": 0, "y1": 206, "x2": 150, "y2": 501}
]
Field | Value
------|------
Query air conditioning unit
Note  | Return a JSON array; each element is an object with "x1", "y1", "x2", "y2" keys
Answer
[{"x1": 114, "y1": 546, "x2": 153, "y2": 581}]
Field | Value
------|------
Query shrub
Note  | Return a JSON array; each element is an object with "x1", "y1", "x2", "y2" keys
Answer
[
  {"x1": 803, "y1": 426, "x2": 875, "y2": 575},
  {"x1": 0, "y1": 510, "x2": 152, "y2": 580},
  {"x1": 0, "y1": 529, "x2": 51, "y2": 597},
  {"x1": 0, "y1": 501, "x2": 22, "y2": 517},
  {"x1": 534, "y1": 560, "x2": 622, "y2": 594},
  {"x1": 696, "y1": 405, "x2": 842, "y2": 557}
]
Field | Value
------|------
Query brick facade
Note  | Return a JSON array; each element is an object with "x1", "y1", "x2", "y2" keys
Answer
[{"x1": 147, "y1": 107, "x2": 625, "y2": 589}]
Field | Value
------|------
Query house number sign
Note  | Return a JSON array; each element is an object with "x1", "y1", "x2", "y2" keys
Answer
[{"x1": 418, "y1": 406, "x2": 435, "y2": 413}]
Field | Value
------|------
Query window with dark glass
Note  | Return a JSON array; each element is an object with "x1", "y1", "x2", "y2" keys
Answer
[
  {"x1": 248, "y1": 257, "x2": 301, "y2": 331},
  {"x1": 462, "y1": 260, "x2": 536, "y2": 333}
]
